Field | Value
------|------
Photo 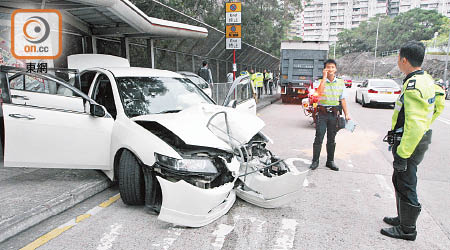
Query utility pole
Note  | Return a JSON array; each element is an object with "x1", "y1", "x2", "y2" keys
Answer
[
  {"x1": 333, "y1": 42, "x2": 336, "y2": 59},
  {"x1": 372, "y1": 16, "x2": 380, "y2": 78},
  {"x1": 443, "y1": 31, "x2": 450, "y2": 99}
]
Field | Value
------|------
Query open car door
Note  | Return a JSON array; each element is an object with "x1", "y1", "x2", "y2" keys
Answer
[
  {"x1": 223, "y1": 75, "x2": 257, "y2": 115},
  {"x1": 207, "y1": 109, "x2": 309, "y2": 208},
  {"x1": 0, "y1": 67, "x2": 114, "y2": 170}
]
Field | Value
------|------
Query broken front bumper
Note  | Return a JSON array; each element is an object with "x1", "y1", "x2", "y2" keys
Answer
[
  {"x1": 156, "y1": 176, "x2": 236, "y2": 227},
  {"x1": 235, "y1": 158, "x2": 309, "y2": 208}
]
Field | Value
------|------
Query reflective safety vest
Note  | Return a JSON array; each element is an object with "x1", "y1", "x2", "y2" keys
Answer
[
  {"x1": 319, "y1": 78, "x2": 345, "y2": 106},
  {"x1": 432, "y1": 83, "x2": 445, "y2": 123},
  {"x1": 250, "y1": 73, "x2": 257, "y2": 88},
  {"x1": 392, "y1": 71, "x2": 436, "y2": 158},
  {"x1": 254, "y1": 72, "x2": 264, "y2": 87},
  {"x1": 241, "y1": 71, "x2": 249, "y2": 76}
]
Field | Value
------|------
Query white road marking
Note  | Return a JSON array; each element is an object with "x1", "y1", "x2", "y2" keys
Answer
[
  {"x1": 152, "y1": 226, "x2": 184, "y2": 250},
  {"x1": 348, "y1": 164, "x2": 354, "y2": 168},
  {"x1": 375, "y1": 174, "x2": 394, "y2": 199},
  {"x1": 96, "y1": 223, "x2": 122, "y2": 250},
  {"x1": 437, "y1": 117, "x2": 450, "y2": 125},
  {"x1": 211, "y1": 224, "x2": 235, "y2": 250},
  {"x1": 303, "y1": 177, "x2": 309, "y2": 187},
  {"x1": 273, "y1": 219, "x2": 298, "y2": 250},
  {"x1": 289, "y1": 157, "x2": 312, "y2": 165}
]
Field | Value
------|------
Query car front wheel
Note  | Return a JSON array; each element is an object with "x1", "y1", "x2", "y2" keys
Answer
[{"x1": 119, "y1": 150, "x2": 145, "y2": 205}]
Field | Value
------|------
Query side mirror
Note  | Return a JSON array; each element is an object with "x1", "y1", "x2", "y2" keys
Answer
[
  {"x1": 357, "y1": 84, "x2": 361, "y2": 88},
  {"x1": 90, "y1": 103, "x2": 106, "y2": 117},
  {"x1": 230, "y1": 100, "x2": 237, "y2": 109},
  {"x1": 227, "y1": 99, "x2": 237, "y2": 108}
]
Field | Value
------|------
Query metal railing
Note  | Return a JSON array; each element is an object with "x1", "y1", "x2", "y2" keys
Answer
[{"x1": 381, "y1": 49, "x2": 400, "y2": 57}]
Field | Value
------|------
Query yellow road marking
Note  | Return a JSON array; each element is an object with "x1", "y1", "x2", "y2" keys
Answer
[
  {"x1": 20, "y1": 193, "x2": 121, "y2": 249},
  {"x1": 20, "y1": 225, "x2": 73, "y2": 250},
  {"x1": 99, "y1": 194, "x2": 121, "y2": 208},
  {"x1": 75, "y1": 214, "x2": 91, "y2": 223}
]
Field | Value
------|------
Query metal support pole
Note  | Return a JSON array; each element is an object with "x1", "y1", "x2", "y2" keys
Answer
[
  {"x1": 91, "y1": 36, "x2": 97, "y2": 54},
  {"x1": 151, "y1": 39, "x2": 155, "y2": 69},
  {"x1": 175, "y1": 52, "x2": 179, "y2": 71},
  {"x1": 233, "y1": 49, "x2": 236, "y2": 80},
  {"x1": 217, "y1": 59, "x2": 220, "y2": 83},
  {"x1": 373, "y1": 17, "x2": 380, "y2": 77},
  {"x1": 333, "y1": 42, "x2": 336, "y2": 59},
  {"x1": 120, "y1": 37, "x2": 130, "y2": 61},
  {"x1": 443, "y1": 31, "x2": 450, "y2": 99},
  {"x1": 147, "y1": 39, "x2": 155, "y2": 69},
  {"x1": 81, "y1": 36, "x2": 86, "y2": 54}
]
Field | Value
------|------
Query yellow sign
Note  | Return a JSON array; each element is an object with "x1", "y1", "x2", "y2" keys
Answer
[
  {"x1": 226, "y1": 25, "x2": 241, "y2": 38},
  {"x1": 226, "y1": 2, "x2": 242, "y2": 12}
]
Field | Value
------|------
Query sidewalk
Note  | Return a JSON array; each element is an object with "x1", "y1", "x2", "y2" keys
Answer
[
  {"x1": 0, "y1": 94, "x2": 280, "y2": 243},
  {"x1": 0, "y1": 154, "x2": 112, "y2": 243},
  {"x1": 256, "y1": 93, "x2": 281, "y2": 111}
]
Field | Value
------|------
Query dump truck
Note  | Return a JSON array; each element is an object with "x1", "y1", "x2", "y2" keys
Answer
[{"x1": 279, "y1": 41, "x2": 329, "y2": 104}]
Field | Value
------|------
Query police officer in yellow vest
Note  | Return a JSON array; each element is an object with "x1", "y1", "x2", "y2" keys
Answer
[
  {"x1": 249, "y1": 69, "x2": 258, "y2": 101},
  {"x1": 264, "y1": 70, "x2": 273, "y2": 95},
  {"x1": 241, "y1": 68, "x2": 249, "y2": 76},
  {"x1": 309, "y1": 59, "x2": 351, "y2": 171},
  {"x1": 381, "y1": 41, "x2": 444, "y2": 241},
  {"x1": 254, "y1": 71, "x2": 264, "y2": 99}
]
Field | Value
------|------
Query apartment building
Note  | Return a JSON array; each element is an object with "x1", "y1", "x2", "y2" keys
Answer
[{"x1": 296, "y1": 0, "x2": 450, "y2": 43}]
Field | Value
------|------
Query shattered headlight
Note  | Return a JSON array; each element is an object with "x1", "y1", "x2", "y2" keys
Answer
[{"x1": 154, "y1": 153, "x2": 218, "y2": 174}]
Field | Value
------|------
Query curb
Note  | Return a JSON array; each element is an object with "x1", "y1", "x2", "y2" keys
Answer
[
  {"x1": 257, "y1": 95, "x2": 281, "y2": 111},
  {"x1": 0, "y1": 177, "x2": 112, "y2": 243}
]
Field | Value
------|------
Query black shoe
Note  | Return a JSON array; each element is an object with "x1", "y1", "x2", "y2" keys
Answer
[
  {"x1": 326, "y1": 143, "x2": 338, "y2": 171},
  {"x1": 383, "y1": 216, "x2": 400, "y2": 226},
  {"x1": 310, "y1": 143, "x2": 322, "y2": 170},
  {"x1": 309, "y1": 160, "x2": 319, "y2": 170},
  {"x1": 381, "y1": 200, "x2": 421, "y2": 241},
  {"x1": 380, "y1": 225, "x2": 417, "y2": 241},
  {"x1": 325, "y1": 161, "x2": 339, "y2": 171}
]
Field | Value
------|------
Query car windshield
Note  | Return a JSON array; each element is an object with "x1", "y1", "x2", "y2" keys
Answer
[
  {"x1": 185, "y1": 76, "x2": 209, "y2": 89},
  {"x1": 116, "y1": 77, "x2": 214, "y2": 118},
  {"x1": 370, "y1": 80, "x2": 397, "y2": 88}
]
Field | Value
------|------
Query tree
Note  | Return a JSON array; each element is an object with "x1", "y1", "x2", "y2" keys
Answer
[{"x1": 336, "y1": 9, "x2": 447, "y2": 57}]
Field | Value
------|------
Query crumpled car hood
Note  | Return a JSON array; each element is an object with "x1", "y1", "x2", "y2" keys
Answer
[{"x1": 131, "y1": 104, "x2": 265, "y2": 151}]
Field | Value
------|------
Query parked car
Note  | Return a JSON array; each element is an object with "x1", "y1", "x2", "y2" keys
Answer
[
  {"x1": 177, "y1": 71, "x2": 212, "y2": 98},
  {"x1": 355, "y1": 79, "x2": 401, "y2": 107},
  {"x1": 0, "y1": 54, "x2": 307, "y2": 228}
]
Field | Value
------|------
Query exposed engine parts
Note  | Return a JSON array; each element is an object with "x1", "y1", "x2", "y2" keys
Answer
[{"x1": 239, "y1": 138, "x2": 289, "y2": 178}]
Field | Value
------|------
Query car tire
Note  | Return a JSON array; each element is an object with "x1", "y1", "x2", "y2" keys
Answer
[
  {"x1": 362, "y1": 96, "x2": 368, "y2": 107},
  {"x1": 119, "y1": 150, "x2": 145, "y2": 205},
  {"x1": 355, "y1": 93, "x2": 359, "y2": 104}
]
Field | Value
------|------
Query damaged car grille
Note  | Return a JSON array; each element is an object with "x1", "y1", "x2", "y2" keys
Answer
[
  {"x1": 136, "y1": 121, "x2": 235, "y2": 189},
  {"x1": 152, "y1": 156, "x2": 234, "y2": 189}
]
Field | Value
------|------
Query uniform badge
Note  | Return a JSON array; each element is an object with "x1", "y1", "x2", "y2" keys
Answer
[{"x1": 406, "y1": 79, "x2": 416, "y2": 90}]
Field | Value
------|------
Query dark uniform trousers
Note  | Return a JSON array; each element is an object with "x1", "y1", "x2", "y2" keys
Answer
[
  {"x1": 314, "y1": 109, "x2": 338, "y2": 145},
  {"x1": 392, "y1": 130, "x2": 432, "y2": 206}
]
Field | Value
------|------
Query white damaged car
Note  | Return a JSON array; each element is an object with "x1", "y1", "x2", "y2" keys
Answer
[{"x1": 0, "y1": 54, "x2": 308, "y2": 227}]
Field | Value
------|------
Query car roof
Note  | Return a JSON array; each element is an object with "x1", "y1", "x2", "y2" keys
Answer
[{"x1": 91, "y1": 67, "x2": 184, "y2": 78}]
